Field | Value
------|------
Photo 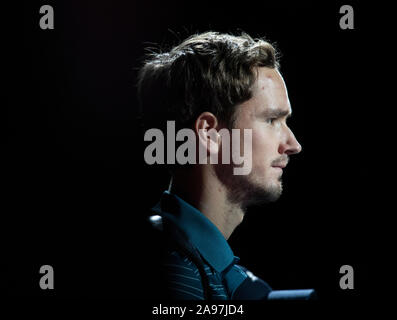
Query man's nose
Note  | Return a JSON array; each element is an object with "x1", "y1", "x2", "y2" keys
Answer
[{"x1": 278, "y1": 128, "x2": 302, "y2": 155}]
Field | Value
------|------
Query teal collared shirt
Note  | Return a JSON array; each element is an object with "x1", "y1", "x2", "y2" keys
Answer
[
  {"x1": 152, "y1": 191, "x2": 253, "y2": 300},
  {"x1": 160, "y1": 191, "x2": 235, "y2": 273}
]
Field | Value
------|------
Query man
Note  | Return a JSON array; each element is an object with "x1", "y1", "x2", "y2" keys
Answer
[{"x1": 138, "y1": 31, "x2": 302, "y2": 300}]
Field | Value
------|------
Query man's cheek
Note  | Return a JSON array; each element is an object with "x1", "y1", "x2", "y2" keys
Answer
[{"x1": 233, "y1": 129, "x2": 252, "y2": 175}]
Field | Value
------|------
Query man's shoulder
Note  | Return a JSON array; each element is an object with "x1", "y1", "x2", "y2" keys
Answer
[
  {"x1": 150, "y1": 248, "x2": 204, "y2": 300},
  {"x1": 140, "y1": 215, "x2": 206, "y2": 300}
]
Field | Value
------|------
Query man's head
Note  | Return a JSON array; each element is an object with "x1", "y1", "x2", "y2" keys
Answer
[
  {"x1": 137, "y1": 31, "x2": 278, "y2": 131},
  {"x1": 138, "y1": 31, "x2": 301, "y2": 209}
]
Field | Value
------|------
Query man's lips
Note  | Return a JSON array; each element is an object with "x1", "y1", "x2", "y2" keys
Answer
[{"x1": 272, "y1": 163, "x2": 287, "y2": 169}]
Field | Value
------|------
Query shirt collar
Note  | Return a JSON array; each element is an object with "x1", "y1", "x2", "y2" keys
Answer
[{"x1": 155, "y1": 190, "x2": 235, "y2": 273}]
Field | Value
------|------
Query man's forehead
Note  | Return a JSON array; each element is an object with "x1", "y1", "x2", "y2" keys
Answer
[
  {"x1": 254, "y1": 68, "x2": 292, "y2": 115},
  {"x1": 254, "y1": 68, "x2": 287, "y2": 93}
]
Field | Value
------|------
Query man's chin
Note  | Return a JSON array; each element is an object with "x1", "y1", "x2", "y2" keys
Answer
[
  {"x1": 244, "y1": 185, "x2": 282, "y2": 207},
  {"x1": 226, "y1": 176, "x2": 282, "y2": 208}
]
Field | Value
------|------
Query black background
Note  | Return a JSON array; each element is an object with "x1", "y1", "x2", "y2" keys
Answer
[{"x1": 4, "y1": 0, "x2": 384, "y2": 308}]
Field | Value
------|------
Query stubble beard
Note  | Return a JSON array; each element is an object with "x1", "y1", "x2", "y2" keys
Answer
[{"x1": 215, "y1": 164, "x2": 283, "y2": 212}]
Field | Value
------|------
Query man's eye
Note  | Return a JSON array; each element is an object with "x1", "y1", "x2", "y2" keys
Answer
[{"x1": 267, "y1": 118, "x2": 277, "y2": 125}]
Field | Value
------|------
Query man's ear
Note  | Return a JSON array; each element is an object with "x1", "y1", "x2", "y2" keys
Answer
[{"x1": 194, "y1": 112, "x2": 221, "y2": 159}]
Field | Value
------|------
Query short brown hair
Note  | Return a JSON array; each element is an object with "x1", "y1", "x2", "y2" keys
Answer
[{"x1": 137, "y1": 31, "x2": 279, "y2": 131}]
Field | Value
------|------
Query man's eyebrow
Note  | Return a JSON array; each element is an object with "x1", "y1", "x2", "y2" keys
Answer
[{"x1": 262, "y1": 109, "x2": 292, "y2": 118}]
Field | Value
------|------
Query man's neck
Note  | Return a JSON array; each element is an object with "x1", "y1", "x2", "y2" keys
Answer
[{"x1": 170, "y1": 168, "x2": 244, "y2": 240}]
